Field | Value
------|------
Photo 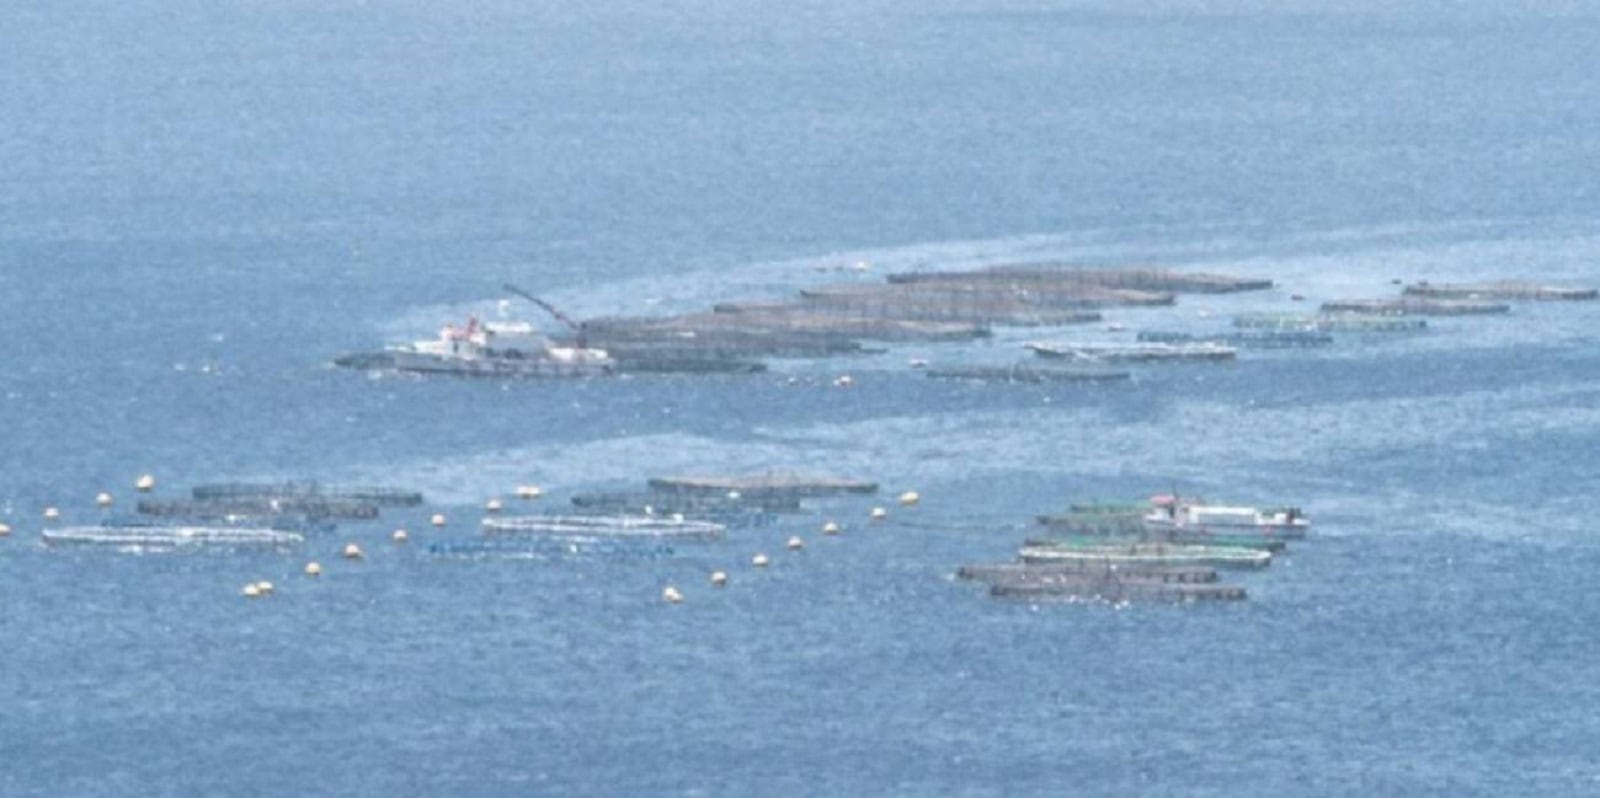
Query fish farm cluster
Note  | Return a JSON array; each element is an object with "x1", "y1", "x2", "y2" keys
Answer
[
  {"x1": 14, "y1": 266, "x2": 1594, "y2": 609},
  {"x1": 13, "y1": 472, "x2": 923, "y2": 605},
  {"x1": 335, "y1": 265, "x2": 1596, "y2": 385},
  {"x1": 959, "y1": 495, "x2": 1308, "y2": 604}
]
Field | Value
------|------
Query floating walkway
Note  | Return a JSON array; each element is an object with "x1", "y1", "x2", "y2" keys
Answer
[
  {"x1": 989, "y1": 580, "x2": 1246, "y2": 603},
  {"x1": 1232, "y1": 312, "x2": 1427, "y2": 332},
  {"x1": 956, "y1": 562, "x2": 1219, "y2": 584},
  {"x1": 191, "y1": 481, "x2": 423, "y2": 507},
  {"x1": 924, "y1": 365, "x2": 1131, "y2": 384},
  {"x1": 888, "y1": 265, "x2": 1274, "y2": 293},
  {"x1": 569, "y1": 490, "x2": 801, "y2": 514},
  {"x1": 139, "y1": 498, "x2": 379, "y2": 520},
  {"x1": 43, "y1": 524, "x2": 304, "y2": 550},
  {"x1": 647, "y1": 473, "x2": 879, "y2": 498},
  {"x1": 1319, "y1": 298, "x2": 1510, "y2": 316},
  {"x1": 1025, "y1": 341, "x2": 1238, "y2": 363},
  {"x1": 1402, "y1": 281, "x2": 1596, "y2": 301},
  {"x1": 481, "y1": 514, "x2": 727, "y2": 542},
  {"x1": 1018, "y1": 541, "x2": 1272, "y2": 569},
  {"x1": 428, "y1": 538, "x2": 677, "y2": 559},
  {"x1": 1136, "y1": 330, "x2": 1334, "y2": 349}
]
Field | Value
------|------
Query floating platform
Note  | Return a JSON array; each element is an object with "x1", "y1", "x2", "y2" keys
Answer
[
  {"x1": 1066, "y1": 501, "x2": 1148, "y2": 515},
  {"x1": 1035, "y1": 513, "x2": 1148, "y2": 535},
  {"x1": 789, "y1": 289, "x2": 1105, "y2": 327},
  {"x1": 1026, "y1": 341, "x2": 1238, "y2": 363},
  {"x1": 800, "y1": 281, "x2": 1173, "y2": 310},
  {"x1": 1319, "y1": 298, "x2": 1510, "y2": 316},
  {"x1": 191, "y1": 481, "x2": 423, "y2": 507},
  {"x1": 1402, "y1": 281, "x2": 1597, "y2": 301},
  {"x1": 335, "y1": 350, "x2": 615, "y2": 379},
  {"x1": 924, "y1": 365, "x2": 1131, "y2": 384},
  {"x1": 607, "y1": 352, "x2": 770, "y2": 374},
  {"x1": 480, "y1": 514, "x2": 727, "y2": 542},
  {"x1": 42, "y1": 524, "x2": 304, "y2": 550},
  {"x1": 956, "y1": 562, "x2": 1219, "y2": 584},
  {"x1": 705, "y1": 304, "x2": 993, "y2": 341},
  {"x1": 138, "y1": 498, "x2": 379, "y2": 520},
  {"x1": 989, "y1": 580, "x2": 1246, "y2": 603},
  {"x1": 1232, "y1": 312, "x2": 1428, "y2": 332},
  {"x1": 1136, "y1": 330, "x2": 1334, "y2": 348},
  {"x1": 1018, "y1": 541, "x2": 1272, "y2": 569},
  {"x1": 888, "y1": 265, "x2": 1273, "y2": 293},
  {"x1": 647, "y1": 473, "x2": 879, "y2": 498}
]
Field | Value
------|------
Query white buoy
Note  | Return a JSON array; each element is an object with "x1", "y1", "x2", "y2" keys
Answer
[
  {"x1": 136, "y1": 474, "x2": 157, "y2": 492},
  {"x1": 833, "y1": 374, "x2": 854, "y2": 387},
  {"x1": 95, "y1": 492, "x2": 114, "y2": 508},
  {"x1": 484, "y1": 498, "x2": 504, "y2": 513},
  {"x1": 752, "y1": 553, "x2": 770, "y2": 568},
  {"x1": 0, "y1": 523, "x2": 11, "y2": 537},
  {"x1": 908, "y1": 358, "x2": 928, "y2": 369},
  {"x1": 710, "y1": 571, "x2": 729, "y2": 587},
  {"x1": 256, "y1": 581, "x2": 275, "y2": 596},
  {"x1": 43, "y1": 507, "x2": 60, "y2": 522},
  {"x1": 726, "y1": 490, "x2": 742, "y2": 500},
  {"x1": 898, "y1": 491, "x2": 920, "y2": 506},
  {"x1": 342, "y1": 543, "x2": 364, "y2": 560},
  {"x1": 516, "y1": 485, "x2": 543, "y2": 500},
  {"x1": 304, "y1": 561, "x2": 323, "y2": 577},
  {"x1": 431, "y1": 513, "x2": 446, "y2": 527},
  {"x1": 870, "y1": 506, "x2": 888, "y2": 521},
  {"x1": 662, "y1": 585, "x2": 684, "y2": 604},
  {"x1": 242, "y1": 583, "x2": 262, "y2": 598},
  {"x1": 822, "y1": 521, "x2": 841, "y2": 536},
  {"x1": 392, "y1": 529, "x2": 409, "y2": 544},
  {"x1": 787, "y1": 536, "x2": 805, "y2": 551}
]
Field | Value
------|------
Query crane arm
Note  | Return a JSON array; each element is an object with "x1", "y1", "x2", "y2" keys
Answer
[{"x1": 502, "y1": 283, "x2": 587, "y2": 347}]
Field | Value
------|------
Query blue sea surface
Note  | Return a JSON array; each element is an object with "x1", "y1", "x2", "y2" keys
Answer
[{"x1": 4, "y1": 1, "x2": 1600, "y2": 795}]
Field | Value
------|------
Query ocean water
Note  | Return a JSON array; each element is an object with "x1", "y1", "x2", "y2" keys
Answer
[{"x1": 4, "y1": 1, "x2": 1600, "y2": 795}]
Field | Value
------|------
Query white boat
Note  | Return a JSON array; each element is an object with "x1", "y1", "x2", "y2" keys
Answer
[
  {"x1": 1143, "y1": 497, "x2": 1309, "y2": 540},
  {"x1": 42, "y1": 525, "x2": 305, "y2": 550},
  {"x1": 337, "y1": 316, "x2": 614, "y2": 378},
  {"x1": 480, "y1": 514, "x2": 726, "y2": 541}
]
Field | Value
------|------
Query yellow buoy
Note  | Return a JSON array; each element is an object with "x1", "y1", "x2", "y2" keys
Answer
[
  {"x1": 241, "y1": 583, "x2": 262, "y2": 598},
  {"x1": 95, "y1": 492, "x2": 114, "y2": 508},
  {"x1": 43, "y1": 507, "x2": 60, "y2": 522},
  {"x1": 787, "y1": 536, "x2": 804, "y2": 551},
  {"x1": 392, "y1": 529, "x2": 409, "y2": 544},
  {"x1": 256, "y1": 581, "x2": 275, "y2": 596},
  {"x1": 342, "y1": 543, "x2": 364, "y2": 560},
  {"x1": 136, "y1": 474, "x2": 157, "y2": 492},
  {"x1": 304, "y1": 561, "x2": 323, "y2": 577},
  {"x1": 710, "y1": 571, "x2": 729, "y2": 587},
  {"x1": 484, "y1": 498, "x2": 504, "y2": 513},
  {"x1": 430, "y1": 513, "x2": 446, "y2": 527},
  {"x1": 662, "y1": 585, "x2": 684, "y2": 604},
  {"x1": 898, "y1": 491, "x2": 920, "y2": 506},
  {"x1": 752, "y1": 553, "x2": 770, "y2": 568},
  {"x1": 870, "y1": 507, "x2": 888, "y2": 521},
  {"x1": 515, "y1": 485, "x2": 543, "y2": 500},
  {"x1": 822, "y1": 521, "x2": 841, "y2": 536}
]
